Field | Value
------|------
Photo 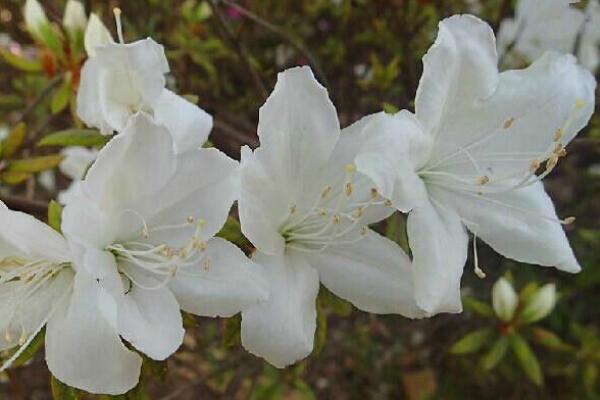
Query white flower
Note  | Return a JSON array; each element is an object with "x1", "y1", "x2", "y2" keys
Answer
[
  {"x1": 63, "y1": 0, "x2": 87, "y2": 34},
  {"x1": 60, "y1": 113, "x2": 267, "y2": 391},
  {"x1": 0, "y1": 203, "x2": 142, "y2": 395},
  {"x1": 237, "y1": 66, "x2": 425, "y2": 368},
  {"x1": 84, "y1": 13, "x2": 114, "y2": 57},
  {"x1": 354, "y1": 15, "x2": 596, "y2": 315},
  {"x1": 492, "y1": 277, "x2": 518, "y2": 321},
  {"x1": 57, "y1": 146, "x2": 98, "y2": 205},
  {"x1": 77, "y1": 11, "x2": 212, "y2": 153},
  {"x1": 497, "y1": 0, "x2": 600, "y2": 72},
  {"x1": 521, "y1": 283, "x2": 557, "y2": 323},
  {"x1": 23, "y1": 0, "x2": 49, "y2": 38}
]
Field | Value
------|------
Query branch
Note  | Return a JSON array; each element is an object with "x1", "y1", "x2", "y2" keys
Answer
[{"x1": 218, "y1": 0, "x2": 329, "y2": 88}]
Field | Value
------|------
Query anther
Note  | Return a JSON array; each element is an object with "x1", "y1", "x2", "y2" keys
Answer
[
  {"x1": 553, "y1": 128, "x2": 564, "y2": 142},
  {"x1": 360, "y1": 226, "x2": 368, "y2": 235},
  {"x1": 383, "y1": 199, "x2": 393, "y2": 207},
  {"x1": 354, "y1": 206, "x2": 365, "y2": 218},
  {"x1": 345, "y1": 182, "x2": 353, "y2": 197},
  {"x1": 345, "y1": 163, "x2": 356, "y2": 174},
  {"x1": 530, "y1": 159, "x2": 541, "y2": 172},
  {"x1": 370, "y1": 188, "x2": 378, "y2": 199},
  {"x1": 332, "y1": 214, "x2": 341, "y2": 224},
  {"x1": 321, "y1": 186, "x2": 332, "y2": 198},
  {"x1": 563, "y1": 216, "x2": 576, "y2": 225},
  {"x1": 478, "y1": 175, "x2": 490, "y2": 185},
  {"x1": 289, "y1": 204, "x2": 297, "y2": 214},
  {"x1": 503, "y1": 117, "x2": 515, "y2": 129},
  {"x1": 187, "y1": 216, "x2": 195, "y2": 224},
  {"x1": 202, "y1": 260, "x2": 211, "y2": 271}
]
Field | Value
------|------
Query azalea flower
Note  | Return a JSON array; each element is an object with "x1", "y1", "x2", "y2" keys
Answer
[
  {"x1": 57, "y1": 146, "x2": 98, "y2": 204},
  {"x1": 237, "y1": 66, "x2": 425, "y2": 368},
  {"x1": 77, "y1": 9, "x2": 212, "y2": 153},
  {"x1": 354, "y1": 15, "x2": 596, "y2": 315},
  {"x1": 0, "y1": 203, "x2": 140, "y2": 394},
  {"x1": 492, "y1": 277, "x2": 518, "y2": 322},
  {"x1": 497, "y1": 0, "x2": 600, "y2": 72},
  {"x1": 59, "y1": 113, "x2": 266, "y2": 391},
  {"x1": 84, "y1": 13, "x2": 114, "y2": 57}
]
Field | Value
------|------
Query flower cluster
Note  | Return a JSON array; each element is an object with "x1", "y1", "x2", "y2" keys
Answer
[{"x1": 1, "y1": 2, "x2": 596, "y2": 395}]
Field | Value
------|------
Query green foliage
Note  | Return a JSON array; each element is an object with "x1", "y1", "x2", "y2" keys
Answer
[
  {"x1": 450, "y1": 328, "x2": 495, "y2": 355},
  {"x1": 480, "y1": 337, "x2": 509, "y2": 371},
  {"x1": 48, "y1": 200, "x2": 63, "y2": 233},
  {"x1": 0, "y1": 49, "x2": 42, "y2": 73},
  {"x1": 51, "y1": 376, "x2": 82, "y2": 400},
  {"x1": 509, "y1": 333, "x2": 543, "y2": 386},
  {"x1": 1, "y1": 122, "x2": 27, "y2": 159},
  {"x1": 38, "y1": 129, "x2": 109, "y2": 147}
]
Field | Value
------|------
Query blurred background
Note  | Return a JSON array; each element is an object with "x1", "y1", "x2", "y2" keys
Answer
[{"x1": 0, "y1": 0, "x2": 599, "y2": 399}]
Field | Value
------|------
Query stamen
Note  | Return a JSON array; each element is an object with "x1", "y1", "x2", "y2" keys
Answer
[
  {"x1": 563, "y1": 216, "x2": 575, "y2": 225},
  {"x1": 113, "y1": 8, "x2": 125, "y2": 44},
  {"x1": 503, "y1": 117, "x2": 515, "y2": 129},
  {"x1": 478, "y1": 175, "x2": 490, "y2": 185},
  {"x1": 472, "y1": 234, "x2": 486, "y2": 279},
  {"x1": 553, "y1": 128, "x2": 564, "y2": 142}
]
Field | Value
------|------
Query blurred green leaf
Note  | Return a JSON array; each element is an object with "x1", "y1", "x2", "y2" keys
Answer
[
  {"x1": 314, "y1": 305, "x2": 327, "y2": 355},
  {"x1": 450, "y1": 328, "x2": 494, "y2": 355},
  {"x1": 531, "y1": 327, "x2": 571, "y2": 351},
  {"x1": 2, "y1": 123, "x2": 27, "y2": 159},
  {"x1": 51, "y1": 375, "x2": 82, "y2": 400},
  {"x1": 38, "y1": 129, "x2": 109, "y2": 147},
  {"x1": 7, "y1": 154, "x2": 64, "y2": 173},
  {"x1": 51, "y1": 79, "x2": 71, "y2": 114},
  {"x1": 1, "y1": 171, "x2": 32, "y2": 185},
  {"x1": 293, "y1": 379, "x2": 316, "y2": 400},
  {"x1": 48, "y1": 200, "x2": 63, "y2": 233},
  {"x1": 0, "y1": 49, "x2": 42, "y2": 72},
  {"x1": 463, "y1": 296, "x2": 495, "y2": 318},
  {"x1": 583, "y1": 362, "x2": 598, "y2": 396},
  {"x1": 13, "y1": 328, "x2": 45, "y2": 367},
  {"x1": 318, "y1": 286, "x2": 352, "y2": 317},
  {"x1": 510, "y1": 333, "x2": 543, "y2": 386},
  {"x1": 481, "y1": 337, "x2": 508, "y2": 371},
  {"x1": 217, "y1": 217, "x2": 251, "y2": 249},
  {"x1": 223, "y1": 313, "x2": 242, "y2": 348}
]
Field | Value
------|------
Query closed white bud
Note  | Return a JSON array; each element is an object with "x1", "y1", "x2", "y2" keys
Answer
[
  {"x1": 84, "y1": 13, "x2": 113, "y2": 57},
  {"x1": 492, "y1": 277, "x2": 518, "y2": 322},
  {"x1": 63, "y1": 0, "x2": 88, "y2": 33},
  {"x1": 23, "y1": 0, "x2": 49, "y2": 37},
  {"x1": 521, "y1": 284, "x2": 557, "y2": 323}
]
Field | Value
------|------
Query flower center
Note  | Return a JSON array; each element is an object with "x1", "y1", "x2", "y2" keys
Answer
[
  {"x1": 279, "y1": 163, "x2": 389, "y2": 253},
  {"x1": 106, "y1": 213, "x2": 211, "y2": 290},
  {"x1": 0, "y1": 257, "x2": 67, "y2": 346}
]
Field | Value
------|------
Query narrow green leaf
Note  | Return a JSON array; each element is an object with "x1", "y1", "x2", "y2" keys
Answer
[
  {"x1": 51, "y1": 375, "x2": 82, "y2": 400},
  {"x1": 51, "y1": 79, "x2": 71, "y2": 114},
  {"x1": 450, "y1": 328, "x2": 494, "y2": 355},
  {"x1": 2, "y1": 122, "x2": 27, "y2": 159},
  {"x1": 480, "y1": 337, "x2": 508, "y2": 370},
  {"x1": 314, "y1": 305, "x2": 328, "y2": 355},
  {"x1": 13, "y1": 328, "x2": 45, "y2": 367},
  {"x1": 531, "y1": 327, "x2": 571, "y2": 351},
  {"x1": 216, "y1": 217, "x2": 251, "y2": 249},
  {"x1": 223, "y1": 313, "x2": 242, "y2": 348},
  {"x1": 7, "y1": 154, "x2": 65, "y2": 173},
  {"x1": 510, "y1": 333, "x2": 543, "y2": 386},
  {"x1": 0, "y1": 49, "x2": 42, "y2": 72},
  {"x1": 463, "y1": 296, "x2": 495, "y2": 318},
  {"x1": 48, "y1": 200, "x2": 63, "y2": 233},
  {"x1": 318, "y1": 286, "x2": 352, "y2": 317},
  {"x1": 38, "y1": 129, "x2": 109, "y2": 147},
  {"x1": 1, "y1": 171, "x2": 32, "y2": 185}
]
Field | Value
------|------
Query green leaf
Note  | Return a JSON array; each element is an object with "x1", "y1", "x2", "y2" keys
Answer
[
  {"x1": 51, "y1": 375, "x2": 82, "y2": 400},
  {"x1": 2, "y1": 122, "x2": 27, "y2": 159},
  {"x1": 314, "y1": 305, "x2": 327, "y2": 355},
  {"x1": 47, "y1": 200, "x2": 63, "y2": 233},
  {"x1": 510, "y1": 333, "x2": 543, "y2": 386},
  {"x1": 519, "y1": 282, "x2": 539, "y2": 304},
  {"x1": 531, "y1": 327, "x2": 570, "y2": 351},
  {"x1": 480, "y1": 337, "x2": 508, "y2": 370},
  {"x1": 13, "y1": 328, "x2": 45, "y2": 367},
  {"x1": 583, "y1": 362, "x2": 598, "y2": 395},
  {"x1": 318, "y1": 286, "x2": 352, "y2": 317},
  {"x1": 1, "y1": 171, "x2": 32, "y2": 185},
  {"x1": 216, "y1": 217, "x2": 251, "y2": 249},
  {"x1": 51, "y1": 79, "x2": 71, "y2": 114},
  {"x1": 223, "y1": 313, "x2": 242, "y2": 348},
  {"x1": 141, "y1": 356, "x2": 168, "y2": 383},
  {"x1": 450, "y1": 328, "x2": 494, "y2": 355},
  {"x1": 385, "y1": 212, "x2": 409, "y2": 252},
  {"x1": 0, "y1": 49, "x2": 42, "y2": 72},
  {"x1": 463, "y1": 296, "x2": 495, "y2": 318},
  {"x1": 293, "y1": 379, "x2": 317, "y2": 400},
  {"x1": 38, "y1": 24, "x2": 64, "y2": 60},
  {"x1": 38, "y1": 129, "x2": 110, "y2": 147},
  {"x1": 7, "y1": 154, "x2": 65, "y2": 173}
]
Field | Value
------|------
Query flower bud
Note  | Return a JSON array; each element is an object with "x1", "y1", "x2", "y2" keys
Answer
[
  {"x1": 492, "y1": 277, "x2": 518, "y2": 322},
  {"x1": 520, "y1": 284, "x2": 557, "y2": 323},
  {"x1": 63, "y1": 0, "x2": 88, "y2": 34},
  {"x1": 23, "y1": 0, "x2": 49, "y2": 38},
  {"x1": 84, "y1": 13, "x2": 113, "y2": 57}
]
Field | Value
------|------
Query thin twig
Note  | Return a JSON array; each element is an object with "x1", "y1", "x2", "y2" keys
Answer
[
  {"x1": 210, "y1": 0, "x2": 269, "y2": 100},
  {"x1": 15, "y1": 76, "x2": 62, "y2": 125},
  {"x1": 219, "y1": 0, "x2": 329, "y2": 88}
]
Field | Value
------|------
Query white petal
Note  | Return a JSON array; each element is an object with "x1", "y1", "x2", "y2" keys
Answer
[
  {"x1": 428, "y1": 52, "x2": 596, "y2": 180},
  {"x1": 0, "y1": 202, "x2": 69, "y2": 262},
  {"x1": 59, "y1": 146, "x2": 98, "y2": 180},
  {"x1": 415, "y1": 15, "x2": 498, "y2": 136},
  {"x1": 168, "y1": 237, "x2": 269, "y2": 317},
  {"x1": 407, "y1": 198, "x2": 468, "y2": 315},
  {"x1": 81, "y1": 113, "x2": 176, "y2": 209},
  {"x1": 84, "y1": 13, "x2": 113, "y2": 57},
  {"x1": 258, "y1": 66, "x2": 340, "y2": 174},
  {"x1": 116, "y1": 281, "x2": 184, "y2": 361},
  {"x1": 305, "y1": 230, "x2": 425, "y2": 317},
  {"x1": 46, "y1": 270, "x2": 142, "y2": 395},
  {"x1": 154, "y1": 90, "x2": 213, "y2": 153},
  {"x1": 354, "y1": 111, "x2": 430, "y2": 212},
  {"x1": 241, "y1": 251, "x2": 319, "y2": 368},
  {"x1": 430, "y1": 181, "x2": 580, "y2": 272},
  {"x1": 76, "y1": 58, "x2": 114, "y2": 135}
]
